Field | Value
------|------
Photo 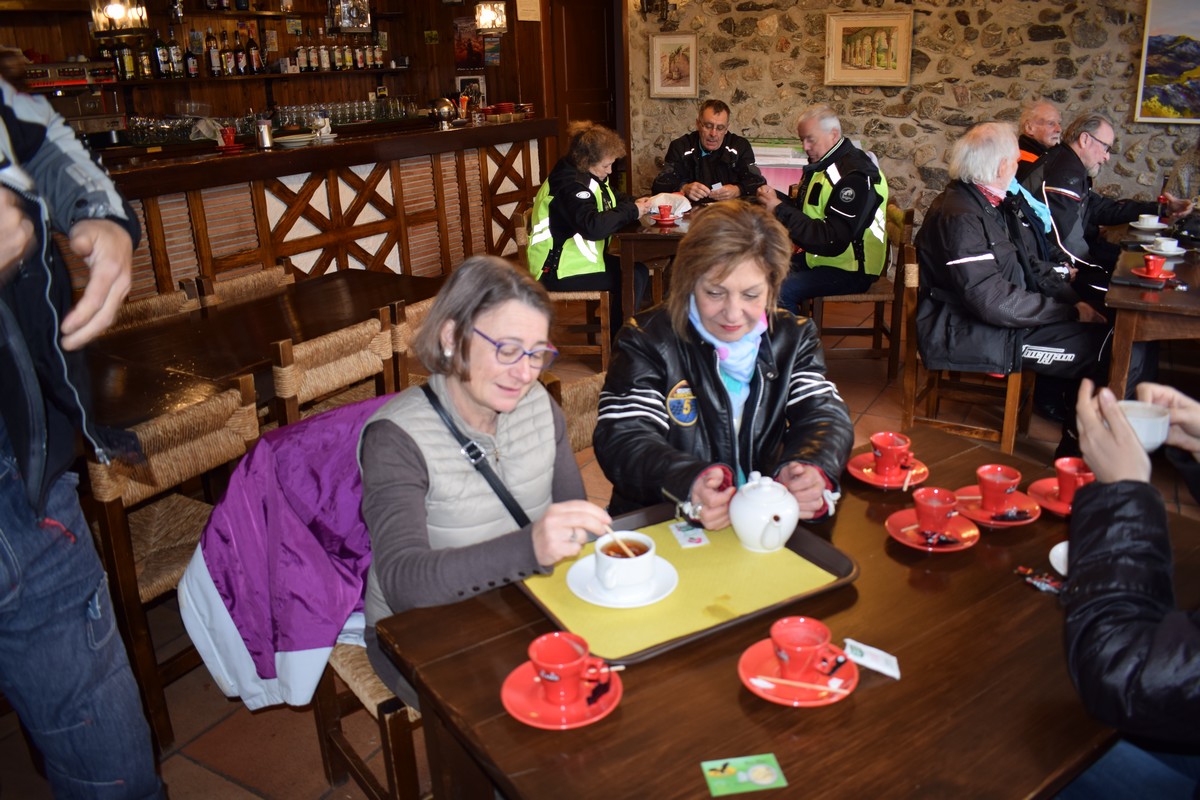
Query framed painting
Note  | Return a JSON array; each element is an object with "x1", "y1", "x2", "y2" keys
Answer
[
  {"x1": 455, "y1": 75, "x2": 486, "y2": 107},
  {"x1": 1136, "y1": 0, "x2": 1200, "y2": 123},
  {"x1": 824, "y1": 10, "x2": 914, "y2": 87},
  {"x1": 650, "y1": 33, "x2": 698, "y2": 98}
]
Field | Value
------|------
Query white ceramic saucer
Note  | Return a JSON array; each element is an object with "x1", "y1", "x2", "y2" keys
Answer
[
  {"x1": 1142, "y1": 244, "x2": 1187, "y2": 257},
  {"x1": 565, "y1": 554, "x2": 678, "y2": 609},
  {"x1": 1130, "y1": 220, "x2": 1168, "y2": 232}
]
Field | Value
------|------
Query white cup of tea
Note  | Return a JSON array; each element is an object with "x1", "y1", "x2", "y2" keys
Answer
[
  {"x1": 594, "y1": 531, "x2": 656, "y2": 601},
  {"x1": 1137, "y1": 213, "x2": 1159, "y2": 227},
  {"x1": 1116, "y1": 400, "x2": 1170, "y2": 451},
  {"x1": 1153, "y1": 236, "x2": 1180, "y2": 253}
]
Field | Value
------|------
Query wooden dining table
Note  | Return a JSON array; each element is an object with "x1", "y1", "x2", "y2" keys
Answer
[
  {"x1": 613, "y1": 213, "x2": 691, "y2": 318},
  {"x1": 1106, "y1": 243, "x2": 1199, "y2": 398},
  {"x1": 376, "y1": 427, "x2": 1200, "y2": 799},
  {"x1": 88, "y1": 269, "x2": 444, "y2": 427}
]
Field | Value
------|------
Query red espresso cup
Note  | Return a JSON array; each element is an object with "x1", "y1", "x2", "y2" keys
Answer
[
  {"x1": 220, "y1": 125, "x2": 237, "y2": 146},
  {"x1": 770, "y1": 616, "x2": 837, "y2": 681},
  {"x1": 1054, "y1": 456, "x2": 1095, "y2": 504},
  {"x1": 657, "y1": 204, "x2": 672, "y2": 219},
  {"x1": 1143, "y1": 253, "x2": 1166, "y2": 277},
  {"x1": 977, "y1": 464, "x2": 1021, "y2": 511},
  {"x1": 528, "y1": 632, "x2": 606, "y2": 706},
  {"x1": 870, "y1": 431, "x2": 914, "y2": 476},
  {"x1": 912, "y1": 487, "x2": 958, "y2": 532}
]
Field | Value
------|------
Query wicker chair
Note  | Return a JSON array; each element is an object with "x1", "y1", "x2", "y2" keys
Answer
[
  {"x1": 900, "y1": 244, "x2": 1035, "y2": 454},
  {"x1": 86, "y1": 375, "x2": 259, "y2": 750},
  {"x1": 808, "y1": 203, "x2": 913, "y2": 381},
  {"x1": 109, "y1": 289, "x2": 200, "y2": 333},
  {"x1": 196, "y1": 264, "x2": 294, "y2": 308},
  {"x1": 270, "y1": 307, "x2": 395, "y2": 426}
]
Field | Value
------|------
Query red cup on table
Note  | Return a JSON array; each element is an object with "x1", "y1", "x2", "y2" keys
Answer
[
  {"x1": 1143, "y1": 253, "x2": 1166, "y2": 277},
  {"x1": 1054, "y1": 456, "x2": 1094, "y2": 504},
  {"x1": 220, "y1": 126, "x2": 236, "y2": 146},
  {"x1": 870, "y1": 430, "x2": 913, "y2": 476},
  {"x1": 976, "y1": 463, "x2": 1021, "y2": 511},
  {"x1": 657, "y1": 204, "x2": 672, "y2": 219},
  {"x1": 912, "y1": 486, "x2": 958, "y2": 532},
  {"x1": 527, "y1": 631, "x2": 606, "y2": 706},
  {"x1": 770, "y1": 617, "x2": 837, "y2": 681}
]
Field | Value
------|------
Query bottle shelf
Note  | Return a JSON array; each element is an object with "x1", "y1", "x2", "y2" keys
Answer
[{"x1": 114, "y1": 67, "x2": 409, "y2": 86}]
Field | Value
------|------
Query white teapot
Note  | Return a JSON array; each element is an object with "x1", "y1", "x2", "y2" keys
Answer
[{"x1": 728, "y1": 471, "x2": 800, "y2": 553}]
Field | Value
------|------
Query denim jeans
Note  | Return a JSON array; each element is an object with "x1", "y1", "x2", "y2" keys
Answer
[
  {"x1": 0, "y1": 418, "x2": 162, "y2": 799},
  {"x1": 778, "y1": 261, "x2": 877, "y2": 315},
  {"x1": 1056, "y1": 739, "x2": 1200, "y2": 800}
]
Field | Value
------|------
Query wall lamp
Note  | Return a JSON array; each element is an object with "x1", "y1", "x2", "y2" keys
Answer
[{"x1": 476, "y1": 2, "x2": 508, "y2": 34}]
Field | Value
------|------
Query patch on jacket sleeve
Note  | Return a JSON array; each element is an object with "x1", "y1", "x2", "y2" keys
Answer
[
  {"x1": 839, "y1": 187, "x2": 856, "y2": 203},
  {"x1": 666, "y1": 380, "x2": 699, "y2": 427},
  {"x1": 576, "y1": 190, "x2": 591, "y2": 199}
]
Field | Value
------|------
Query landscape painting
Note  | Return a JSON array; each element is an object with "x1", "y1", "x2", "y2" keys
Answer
[{"x1": 1137, "y1": 0, "x2": 1200, "y2": 123}]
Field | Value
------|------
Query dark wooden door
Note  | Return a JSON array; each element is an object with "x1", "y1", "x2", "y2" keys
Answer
[{"x1": 549, "y1": 0, "x2": 619, "y2": 145}]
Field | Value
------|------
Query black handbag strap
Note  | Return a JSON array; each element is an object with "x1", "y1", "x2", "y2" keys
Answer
[{"x1": 420, "y1": 384, "x2": 531, "y2": 528}]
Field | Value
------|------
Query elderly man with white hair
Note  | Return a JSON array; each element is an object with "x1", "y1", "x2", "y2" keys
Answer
[
  {"x1": 914, "y1": 122, "x2": 1148, "y2": 458},
  {"x1": 757, "y1": 103, "x2": 888, "y2": 315},
  {"x1": 1015, "y1": 99, "x2": 1062, "y2": 181}
]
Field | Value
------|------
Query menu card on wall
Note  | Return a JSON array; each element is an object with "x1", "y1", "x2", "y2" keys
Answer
[{"x1": 516, "y1": 0, "x2": 540, "y2": 22}]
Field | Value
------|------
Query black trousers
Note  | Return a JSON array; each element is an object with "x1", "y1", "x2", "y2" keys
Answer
[
  {"x1": 541, "y1": 253, "x2": 649, "y2": 337},
  {"x1": 1020, "y1": 320, "x2": 1150, "y2": 391}
]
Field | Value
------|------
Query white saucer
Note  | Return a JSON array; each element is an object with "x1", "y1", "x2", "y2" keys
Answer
[
  {"x1": 276, "y1": 133, "x2": 316, "y2": 149},
  {"x1": 565, "y1": 554, "x2": 678, "y2": 609},
  {"x1": 1142, "y1": 244, "x2": 1187, "y2": 257},
  {"x1": 1049, "y1": 541, "x2": 1069, "y2": 576},
  {"x1": 1130, "y1": 221, "x2": 1168, "y2": 232}
]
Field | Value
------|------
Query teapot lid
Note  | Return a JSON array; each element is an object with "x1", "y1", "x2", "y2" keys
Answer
[{"x1": 741, "y1": 471, "x2": 788, "y2": 497}]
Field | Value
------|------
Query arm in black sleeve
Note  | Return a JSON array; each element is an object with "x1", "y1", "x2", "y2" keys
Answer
[
  {"x1": 731, "y1": 142, "x2": 766, "y2": 197},
  {"x1": 650, "y1": 137, "x2": 690, "y2": 194},
  {"x1": 1085, "y1": 190, "x2": 1158, "y2": 228},
  {"x1": 773, "y1": 171, "x2": 874, "y2": 256},
  {"x1": 554, "y1": 175, "x2": 640, "y2": 241}
]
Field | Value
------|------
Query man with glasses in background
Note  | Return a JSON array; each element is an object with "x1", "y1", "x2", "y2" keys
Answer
[
  {"x1": 1015, "y1": 99, "x2": 1062, "y2": 182},
  {"x1": 651, "y1": 99, "x2": 765, "y2": 202}
]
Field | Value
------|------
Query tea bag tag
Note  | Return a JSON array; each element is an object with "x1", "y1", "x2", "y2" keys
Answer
[{"x1": 842, "y1": 638, "x2": 901, "y2": 680}]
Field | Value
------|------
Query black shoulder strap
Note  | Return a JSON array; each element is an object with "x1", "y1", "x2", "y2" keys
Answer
[{"x1": 420, "y1": 384, "x2": 531, "y2": 528}]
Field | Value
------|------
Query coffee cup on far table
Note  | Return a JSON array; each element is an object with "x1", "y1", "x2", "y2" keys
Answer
[
  {"x1": 870, "y1": 431, "x2": 914, "y2": 476},
  {"x1": 1153, "y1": 236, "x2": 1180, "y2": 253},
  {"x1": 658, "y1": 204, "x2": 673, "y2": 219},
  {"x1": 594, "y1": 530, "x2": 656, "y2": 601},
  {"x1": 770, "y1": 616, "x2": 837, "y2": 681},
  {"x1": 1054, "y1": 456, "x2": 1095, "y2": 504},
  {"x1": 1143, "y1": 253, "x2": 1166, "y2": 277},
  {"x1": 527, "y1": 631, "x2": 607, "y2": 706},
  {"x1": 1116, "y1": 400, "x2": 1170, "y2": 451},
  {"x1": 976, "y1": 463, "x2": 1021, "y2": 511},
  {"x1": 1137, "y1": 213, "x2": 1160, "y2": 227},
  {"x1": 912, "y1": 487, "x2": 958, "y2": 532},
  {"x1": 220, "y1": 126, "x2": 236, "y2": 146}
]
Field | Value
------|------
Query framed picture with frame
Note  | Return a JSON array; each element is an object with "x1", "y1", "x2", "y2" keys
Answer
[
  {"x1": 649, "y1": 33, "x2": 698, "y2": 98},
  {"x1": 824, "y1": 10, "x2": 913, "y2": 87},
  {"x1": 455, "y1": 75, "x2": 486, "y2": 107},
  {"x1": 1135, "y1": 0, "x2": 1200, "y2": 123}
]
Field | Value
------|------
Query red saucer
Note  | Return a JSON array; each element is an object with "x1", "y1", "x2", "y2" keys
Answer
[
  {"x1": 738, "y1": 639, "x2": 858, "y2": 707},
  {"x1": 952, "y1": 485, "x2": 1041, "y2": 528},
  {"x1": 1026, "y1": 477, "x2": 1072, "y2": 517},
  {"x1": 884, "y1": 508, "x2": 980, "y2": 552},
  {"x1": 216, "y1": 143, "x2": 245, "y2": 155},
  {"x1": 1131, "y1": 267, "x2": 1167, "y2": 280},
  {"x1": 846, "y1": 451, "x2": 930, "y2": 490},
  {"x1": 500, "y1": 661, "x2": 623, "y2": 730},
  {"x1": 652, "y1": 215, "x2": 679, "y2": 226}
]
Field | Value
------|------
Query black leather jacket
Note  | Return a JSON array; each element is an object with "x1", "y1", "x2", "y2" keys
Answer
[
  {"x1": 1064, "y1": 478, "x2": 1200, "y2": 746},
  {"x1": 650, "y1": 130, "x2": 765, "y2": 198},
  {"x1": 594, "y1": 307, "x2": 853, "y2": 515},
  {"x1": 914, "y1": 180, "x2": 1080, "y2": 374}
]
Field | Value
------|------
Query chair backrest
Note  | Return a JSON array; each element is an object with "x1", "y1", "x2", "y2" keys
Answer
[
  {"x1": 272, "y1": 308, "x2": 393, "y2": 425},
  {"x1": 109, "y1": 289, "x2": 200, "y2": 333},
  {"x1": 883, "y1": 203, "x2": 914, "y2": 281},
  {"x1": 559, "y1": 372, "x2": 605, "y2": 452},
  {"x1": 514, "y1": 206, "x2": 532, "y2": 271},
  {"x1": 199, "y1": 264, "x2": 295, "y2": 307},
  {"x1": 389, "y1": 297, "x2": 435, "y2": 389},
  {"x1": 87, "y1": 374, "x2": 259, "y2": 509}
]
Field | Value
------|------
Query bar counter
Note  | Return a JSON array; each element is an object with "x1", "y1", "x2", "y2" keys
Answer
[{"x1": 94, "y1": 118, "x2": 552, "y2": 298}]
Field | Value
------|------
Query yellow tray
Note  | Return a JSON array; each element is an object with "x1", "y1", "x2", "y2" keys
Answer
[{"x1": 521, "y1": 507, "x2": 857, "y2": 663}]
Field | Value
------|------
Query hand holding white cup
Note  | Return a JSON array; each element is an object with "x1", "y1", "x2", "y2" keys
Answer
[{"x1": 1116, "y1": 400, "x2": 1170, "y2": 451}]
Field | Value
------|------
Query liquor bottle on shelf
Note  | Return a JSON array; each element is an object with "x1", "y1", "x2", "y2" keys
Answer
[
  {"x1": 246, "y1": 29, "x2": 262, "y2": 74},
  {"x1": 219, "y1": 30, "x2": 235, "y2": 77},
  {"x1": 206, "y1": 27, "x2": 221, "y2": 78},
  {"x1": 372, "y1": 37, "x2": 383, "y2": 70},
  {"x1": 205, "y1": 0, "x2": 219, "y2": 8},
  {"x1": 306, "y1": 28, "x2": 318, "y2": 72},
  {"x1": 328, "y1": 31, "x2": 341, "y2": 71},
  {"x1": 317, "y1": 27, "x2": 331, "y2": 72},
  {"x1": 220, "y1": 0, "x2": 231, "y2": 10},
  {"x1": 166, "y1": 26, "x2": 185, "y2": 79},
  {"x1": 184, "y1": 42, "x2": 200, "y2": 78},
  {"x1": 341, "y1": 35, "x2": 353, "y2": 71},
  {"x1": 354, "y1": 36, "x2": 365, "y2": 70},
  {"x1": 117, "y1": 40, "x2": 136, "y2": 81},
  {"x1": 151, "y1": 29, "x2": 170, "y2": 79},
  {"x1": 169, "y1": 0, "x2": 184, "y2": 24},
  {"x1": 294, "y1": 30, "x2": 309, "y2": 72},
  {"x1": 232, "y1": 30, "x2": 248, "y2": 76},
  {"x1": 136, "y1": 37, "x2": 154, "y2": 80},
  {"x1": 235, "y1": 0, "x2": 250, "y2": 10}
]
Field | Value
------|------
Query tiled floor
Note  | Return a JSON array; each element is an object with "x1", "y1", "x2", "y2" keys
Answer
[{"x1": 3, "y1": 300, "x2": 1197, "y2": 798}]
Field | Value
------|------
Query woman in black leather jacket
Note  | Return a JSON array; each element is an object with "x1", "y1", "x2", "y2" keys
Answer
[
  {"x1": 593, "y1": 202, "x2": 853, "y2": 530},
  {"x1": 1057, "y1": 379, "x2": 1200, "y2": 798}
]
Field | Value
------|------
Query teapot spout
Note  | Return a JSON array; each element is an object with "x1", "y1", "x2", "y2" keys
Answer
[{"x1": 762, "y1": 514, "x2": 784, "y2": 551}]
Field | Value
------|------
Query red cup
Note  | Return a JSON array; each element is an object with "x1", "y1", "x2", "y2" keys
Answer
[
  {"x1": 1054, "y1": 456, "x2": 1094, "y2": 504},
  {"x1": 912, "y1": 487, "x2": 958, "y2": 532},
  {"x1": 870, "y1": 431, "x2": 913, "y2": 476},
  {"x1": 220, "y1": 126, "x2": 236, "y2": 146},
  {"x1": 658, "y1": 204, "x2": 672, "y2": 219},
  {"x1": 770, "y1": 617, "x2": 837, "y2": 681},
  {"x1": 1143, "y1": 253, "x2": 1166, "y2": 277},
  {"x1": 528, "y1": 632, "x2": 606, "y2": 706},
  {"x1": 977, "y1": 464, "x2": 1021, "y2": 511}
]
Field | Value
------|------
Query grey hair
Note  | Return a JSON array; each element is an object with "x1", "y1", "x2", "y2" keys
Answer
[
  {"x1": 798, "y1": 103, "x2": 841, "y2": 135},
  {"x1": 949, "y1": 122, "x2": 1019, "y2": 184},
  {"x1": 1063, "y1": 112, "x2": 1112, "y2": 146},
  {"x1": 1018, "y1": 100, "x2": 1057, "y2": 135}
]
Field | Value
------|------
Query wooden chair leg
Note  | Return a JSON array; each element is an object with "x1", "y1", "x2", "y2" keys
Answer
[
  {"x1": 379, "y1": 698, "x2": 422, "y2": 800},
  {"x1": 312, "y1": 667, "x2": 350, "y2": 788},
  {"x1": 871, "y1": 301, "x2": 885, "y2": 350},
  {"x1": 887, "y1": 296, "x2": 903, "y2": 382},
  {"x1": 1000, "y1": 373, "x2": 1024, "y2": 454},
  {"x1": 599, "y1": 292, "x2": 611, "y2": 371}
]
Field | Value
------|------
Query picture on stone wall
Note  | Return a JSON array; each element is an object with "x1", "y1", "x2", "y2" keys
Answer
[
  {"x1": 1135, "y1": 0, "x2": 1200, "y2": 124},
  {"x1": 650, "y1": 33, "x2": 698, "y2": 98},
  {"x1": 824, "y1": 10, "x2": 913, "y2": 88}
]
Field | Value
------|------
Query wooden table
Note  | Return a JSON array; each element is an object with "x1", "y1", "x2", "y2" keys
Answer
[
  {"x1": 376, "y1": 428, "x2": 1200, "y2": 799},
  {"x1": 614, "y1": 215, "x2": 691, "y2": 317},
  {"x1": 1106, "y1": 245, "x2": 1199, "y2": 398},
  {"x1": 89, "y1": 270, "x2": 443, "y2": 426}
]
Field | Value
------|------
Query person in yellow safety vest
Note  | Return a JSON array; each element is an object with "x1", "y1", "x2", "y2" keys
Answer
[
  {"x1": 528, "y1": 121, "x2": 654, "y2": 336},
  {"x1": 757, "y1": 104, "x2": 888, "y2": 316}
]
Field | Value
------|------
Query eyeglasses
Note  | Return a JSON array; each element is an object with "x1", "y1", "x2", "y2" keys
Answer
[
  {"x1": 1088, "y1": 131, "x2": 1114, "y2": 155},
  {"x1": 473, "y1": 328, "x2": 558, "y2": 369},
  {"x1": 700, "y1": 123, "x2": 728, "y2": 134}
]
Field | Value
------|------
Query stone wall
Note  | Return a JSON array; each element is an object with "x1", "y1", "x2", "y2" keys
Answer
[{"x1": 627, "y1": 0, "x2": 1200, "y2": 217}]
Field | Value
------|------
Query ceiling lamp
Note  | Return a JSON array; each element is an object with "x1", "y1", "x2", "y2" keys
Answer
[{"x1": 476, "y1": 2, "x2": 508, "y2": 34}]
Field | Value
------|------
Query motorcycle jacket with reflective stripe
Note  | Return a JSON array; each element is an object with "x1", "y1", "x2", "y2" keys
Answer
[{"x1": 527, "y1": 157, "x2": 639, "y2": 281}]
